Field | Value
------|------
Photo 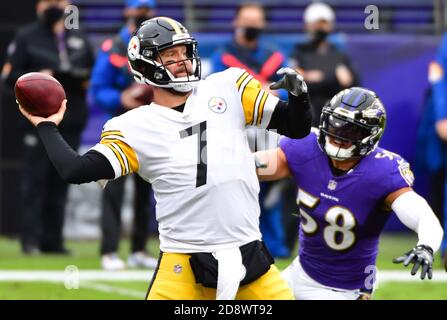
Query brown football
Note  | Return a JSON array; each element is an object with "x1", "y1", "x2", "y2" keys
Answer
[
  {"x1": 14, "y1": 72, "x2": 66, "y2": 117},
  {"x1": 129, "y1": 83, "x2": 154, "y2": 105}
]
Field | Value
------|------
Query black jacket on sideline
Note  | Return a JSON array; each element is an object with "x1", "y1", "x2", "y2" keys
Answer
[{"x1": 6, "y1": 20, "x2": 94, "y2": 131}]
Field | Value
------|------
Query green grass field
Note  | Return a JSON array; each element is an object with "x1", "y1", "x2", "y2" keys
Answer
[{"x1": 0, "y1": 233, "x2": 445, "y2": 300}]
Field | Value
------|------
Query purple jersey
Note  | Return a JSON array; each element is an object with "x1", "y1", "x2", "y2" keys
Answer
[{"x1": 280, "y1": 131, "x2": 414, "y2": 290}]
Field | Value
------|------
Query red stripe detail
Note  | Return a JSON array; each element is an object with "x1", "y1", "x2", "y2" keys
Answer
[
  {"x1": 221, "y1": 53, "x2": 266, "y2": 83},
  {"x1": 260, "y1": 52, "x2": 284, "y2": 81},
  {"x1": 101, "y1": 39, "x2": 113, "y2": 52},
  {"x1": 109, "y1": 54, "x2": 128, "y2": 68}
]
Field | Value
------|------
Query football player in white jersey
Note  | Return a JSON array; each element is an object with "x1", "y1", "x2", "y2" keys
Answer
[{"x1": 18, "y1": 17, "x2": 312, "y2": 300}]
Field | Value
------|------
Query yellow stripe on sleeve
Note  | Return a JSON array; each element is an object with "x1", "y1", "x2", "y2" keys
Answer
[
  {"x1": 236, "y1": 72, "x2": 250, "y2": 91},
  {"x1": 241, "y1": 78, "x2": 262, "y2": 125},
  {"x1": 256, "y1": 91, "x2": 269, "y2": 125},
  {"x1": 101, "y1": 130, "x2": 125, "y2": 139},
  {"x1": 104, "y1": 143, "x2": 126, "y2": 176},
  {"x1": 101, "y1": 138, "x2": 139, "y2": 173}
]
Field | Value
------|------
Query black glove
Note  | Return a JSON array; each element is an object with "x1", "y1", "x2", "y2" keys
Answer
[
  {"x1": 393, "y1": 244, "x2": 434, "y2": 280},
  {"x1": 269, "y1": 67, "x2": 308, "y2": 96}
]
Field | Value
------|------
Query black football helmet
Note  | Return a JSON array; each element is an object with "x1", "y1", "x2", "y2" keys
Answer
[
  {"x1": 127, "y1": 17, "x2": 201, "y2": 92},
  {"x1": 318, "y1": 87, "x2": 386, "y2": 160}
]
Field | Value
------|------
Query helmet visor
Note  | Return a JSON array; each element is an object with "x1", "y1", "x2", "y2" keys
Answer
[{"x1": 324, "y1": 114, "x2": 371, "y2": 142}]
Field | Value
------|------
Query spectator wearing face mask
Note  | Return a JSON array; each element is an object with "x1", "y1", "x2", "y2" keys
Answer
[
  {"x1": 89, "y1": 0, "x2": 158, "y2": 271},
  {"x1": 290, "y1": 2, "x2": 359, "y2": 126},
  {"x1": 211, "y1": 2, "x2": 287, "y2": 98},
  {"x1": 3, "y1": 0, "x2": 94, "y2": 255}
]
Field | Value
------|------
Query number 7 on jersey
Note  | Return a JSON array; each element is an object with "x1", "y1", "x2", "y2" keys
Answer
[{"x1": 179, "y1": 121, "x2": 207, "y2": 187}]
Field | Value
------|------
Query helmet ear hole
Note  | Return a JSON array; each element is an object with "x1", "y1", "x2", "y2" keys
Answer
[
  {"x1": 142, "y1": 49, "x2": 154, "y2": 58},
  {"x1": 154, "y1": 72, "x2": 163, "y2": 80}
]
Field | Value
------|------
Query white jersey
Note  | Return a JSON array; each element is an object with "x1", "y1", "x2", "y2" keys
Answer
[{"x1": 91, "y1": 67, "x2": 279, "y2": 253}]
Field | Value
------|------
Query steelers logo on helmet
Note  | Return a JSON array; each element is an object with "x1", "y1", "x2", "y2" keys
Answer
[
  {"x1": 128, "y1": 36, "x2": 140, "y2": 61},
  {"x1": 318, "y1": 87, "x2": 386, "y2": 160},
  {"x1": 127, "y1": 17, "x2": 202, "y2": 93}
]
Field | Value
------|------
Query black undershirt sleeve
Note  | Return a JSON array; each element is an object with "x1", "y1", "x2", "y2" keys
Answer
[
  {"x1": 266, "y1": 92, "x2": 312, "y2": 139},
  {"x1": 36, "y1": 121, "x2": 115, "y2": 184}
]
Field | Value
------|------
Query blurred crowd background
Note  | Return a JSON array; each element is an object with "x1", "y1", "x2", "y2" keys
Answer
[{"x1": 0, "y1": 0, "x2": 446, "y2": 267}]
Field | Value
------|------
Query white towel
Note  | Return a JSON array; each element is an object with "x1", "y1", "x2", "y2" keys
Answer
[{"x1": 213, "y1": 247, "x2": 246, "y2": 300}]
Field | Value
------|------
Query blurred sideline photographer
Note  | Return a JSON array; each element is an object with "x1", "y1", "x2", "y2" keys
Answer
[
  {"x1": 5, "y1": 0, "x2": 93, "y2": 254},
  {"x1": 89, "y1": 0, "x2": 157, "y2": 271},
  {"x1": 290, "y1": 2, "x2": 358, "y2": 126}
]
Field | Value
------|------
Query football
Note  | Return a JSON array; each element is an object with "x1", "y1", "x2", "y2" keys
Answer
[
  {"x1": 129, "y1": 82, "x2": 154, "y2": 105},
  {"x1": 14, "y1": 72, "x2": 66, "y2": 117}
]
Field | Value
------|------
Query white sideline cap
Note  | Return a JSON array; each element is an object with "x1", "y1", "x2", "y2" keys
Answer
[{"x1": 303, "y1": 2, "x2": 335, "y2": 24}]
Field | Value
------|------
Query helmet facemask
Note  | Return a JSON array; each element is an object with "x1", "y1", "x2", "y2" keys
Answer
[{"x1": 319, "y1": 109, "x2": 383, "y2": 161}]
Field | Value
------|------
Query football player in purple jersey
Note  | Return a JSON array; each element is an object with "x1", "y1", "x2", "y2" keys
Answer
[{"x1": 255, "y1": 87, "x2": 444, "y2": 300}]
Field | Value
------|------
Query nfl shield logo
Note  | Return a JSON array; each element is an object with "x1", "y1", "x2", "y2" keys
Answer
[
  {"x1": 173, "y1": 264, "x2": 182, "y2": 274},
  {"x1": 328, "y1": 180, "x2": 337, "y2": 191}
]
